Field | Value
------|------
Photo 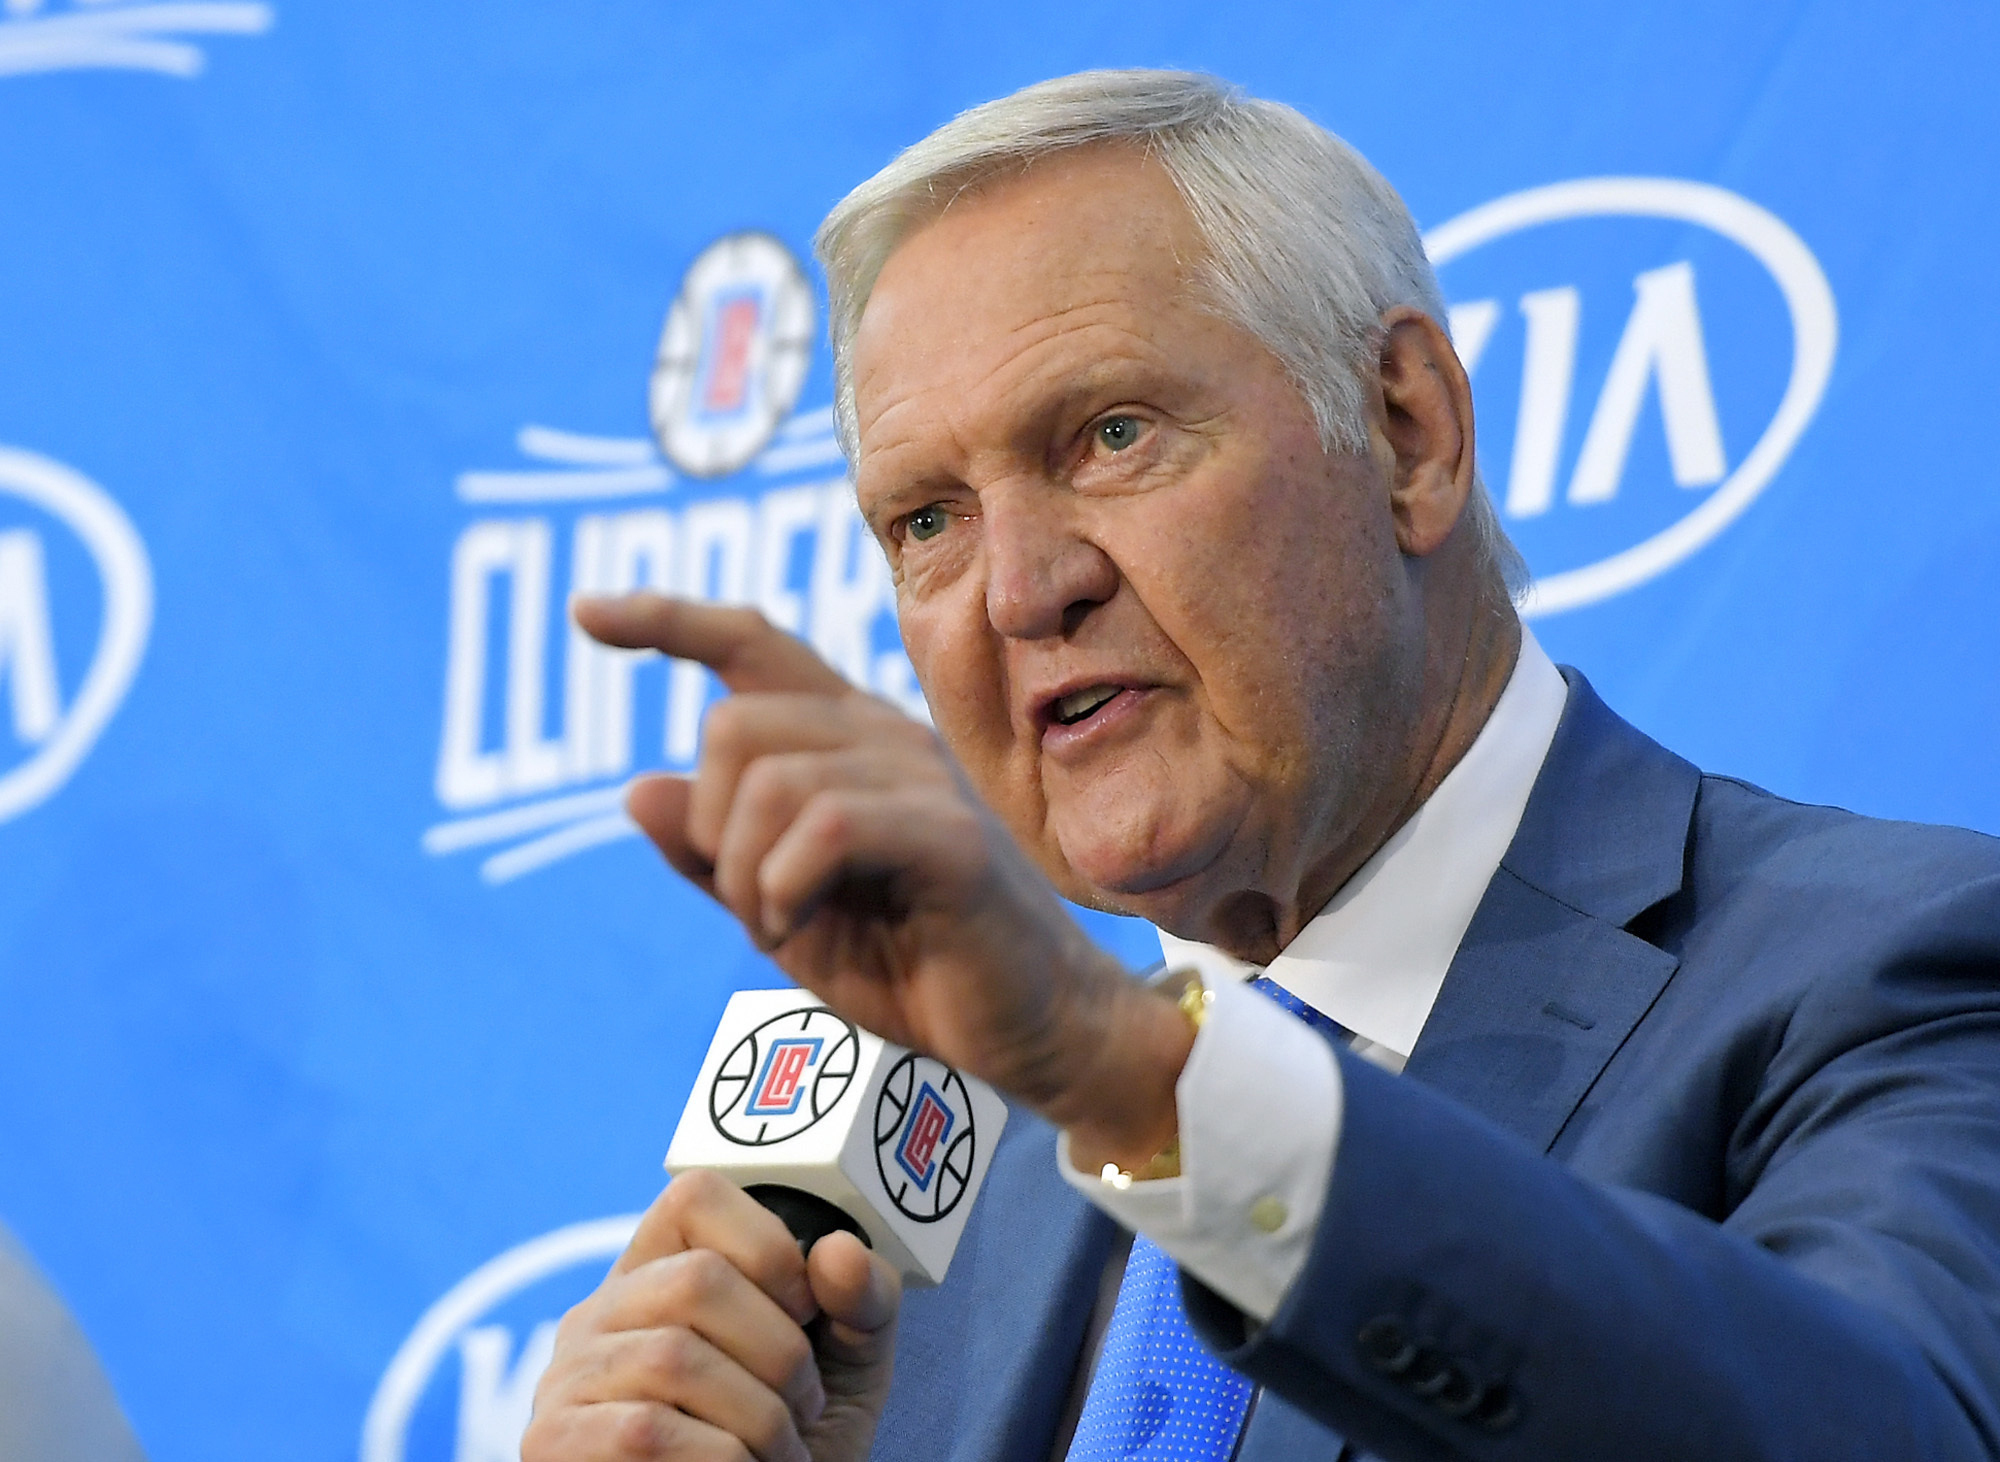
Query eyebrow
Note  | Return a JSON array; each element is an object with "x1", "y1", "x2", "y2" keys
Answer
[{"x1": 856, "y1": 322, "x2": 1208, "y2": 488}]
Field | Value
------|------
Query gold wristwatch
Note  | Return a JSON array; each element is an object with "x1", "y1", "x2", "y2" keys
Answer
[{"x1": 1098, "y1": 968, "x2": 1211, "y2": 1189}]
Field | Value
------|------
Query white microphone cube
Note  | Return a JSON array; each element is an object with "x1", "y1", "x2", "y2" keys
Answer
[{"x1": 666, "y1": 988, "x2": 1009, "y2": 1286}]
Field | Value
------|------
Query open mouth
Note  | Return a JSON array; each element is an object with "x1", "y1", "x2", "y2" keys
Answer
[{"x1": 1050, "y1": 685, "x2": 1123, "y2": 727}]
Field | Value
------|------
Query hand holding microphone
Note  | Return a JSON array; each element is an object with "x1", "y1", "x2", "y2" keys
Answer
[
  {"x1": 522, "y1": 1166, "x2": 896, "y2": 1462},
  {"x1": 529, "y1": 991, "x2": 1007, "y2": 1462}
]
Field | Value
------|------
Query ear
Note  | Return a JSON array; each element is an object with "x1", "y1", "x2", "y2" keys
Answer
[{"x1": 1373, "y1": 306, "x2": 1477, "y2": 559}]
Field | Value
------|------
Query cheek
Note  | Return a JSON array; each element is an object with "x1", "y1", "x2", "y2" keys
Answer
[
  {"x1": 1120, "y1": 452, "x2": 1404, "y2": 781},
  {"x1": 896, "y1": 592, "x2": 1025, "y2": 804}
]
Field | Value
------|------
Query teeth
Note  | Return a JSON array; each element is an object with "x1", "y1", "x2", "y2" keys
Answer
[{"x1": 1054, "y1": 685, "x2": 1120, "y2": 725}]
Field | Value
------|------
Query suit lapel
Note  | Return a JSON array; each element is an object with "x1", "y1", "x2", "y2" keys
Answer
[
  {"x1": 1405, "y1": 869, "x2": 1679, "y2": 1151},
  {"x1": 1238, "y1": 675, "x2": 1699, "y2": 1460},
  {"x1": 1404, "y1": 671, "x2": 1699, "y2": 1153}
]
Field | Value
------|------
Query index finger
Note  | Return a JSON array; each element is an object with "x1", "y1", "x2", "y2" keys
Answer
[{"x1": 574, "y1": 593, "x2": 851, "y2": 696}]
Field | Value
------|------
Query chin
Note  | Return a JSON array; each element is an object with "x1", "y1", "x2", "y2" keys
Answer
[{"x1": 1054, "y1": 817, "x2": 1234, "y2": 917}]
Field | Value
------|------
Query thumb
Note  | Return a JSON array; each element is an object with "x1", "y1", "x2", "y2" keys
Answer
[
  {"x1": 806, "y1": 1232, "x2": 901, "y2": 1384},
  {"x1": 625, "y1": 773, "x2": 716, "y2": 893},
  {"x1": 798, "y1": 1235, "x2": 900, "y2": 1460}
]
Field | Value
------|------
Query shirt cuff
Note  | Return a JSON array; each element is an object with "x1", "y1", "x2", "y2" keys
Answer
[{"x1": 1056, "y1": 975, "x2": 1343, "y2": 1322}]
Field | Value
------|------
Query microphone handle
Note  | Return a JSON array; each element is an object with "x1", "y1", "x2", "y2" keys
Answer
[{"x1": 744, "y1": 1184, "x2": 875, "y2": 1255}]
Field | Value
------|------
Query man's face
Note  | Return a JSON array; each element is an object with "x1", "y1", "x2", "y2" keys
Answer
[{"x1": 849, "y1": 148, "x2": 1427, "y2": 942}]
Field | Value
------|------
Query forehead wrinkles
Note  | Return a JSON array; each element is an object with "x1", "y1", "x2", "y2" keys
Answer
[
  {"x1": 851, "y1": 153, "x2": 1207, "y2": 459},
  {"x1": 860, "y1": 298, "x2": 1179, "y2": 474}
]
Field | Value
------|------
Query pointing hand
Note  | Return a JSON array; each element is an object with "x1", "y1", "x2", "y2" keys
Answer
[{"x1": 575, "y1": 593, "x2": 1192, "y2": 1171}]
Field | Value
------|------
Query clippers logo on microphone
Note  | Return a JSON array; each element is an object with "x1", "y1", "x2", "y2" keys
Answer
[
  {"x1": 874, "y1": 1055, "x2": 977, "y2": 1223},
  {"x1": 709, "y1": 1007, "x2": 858, "y2": 1146},
  {"x1": 894, "y1": 1084, "x2": 953, "y2": 1189},
  {"x1": 745, "y1": 1036, "x2": 822, "y2": 1117}
]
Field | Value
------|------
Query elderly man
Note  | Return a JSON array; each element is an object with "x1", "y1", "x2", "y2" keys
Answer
[{"x1": 523, "y1": 71, "x2": 2000, "y2": 1462}]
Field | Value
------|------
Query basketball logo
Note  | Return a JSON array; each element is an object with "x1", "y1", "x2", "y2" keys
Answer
[
  {"x1": 648, "y1": 231, "x2": 815, "y2": 479},
  {"x1": 872, "y1": 1054, "x2": 977, "y2": 1223},
  {"x1": 708, "y1": 1007, "x2": 858, "y2": 1146}
]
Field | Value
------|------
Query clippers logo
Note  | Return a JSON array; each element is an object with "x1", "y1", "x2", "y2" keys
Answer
[
  {"x1": 650, "y1": 232, "x2": 814, "y2": 478},
  {"x1": 423, "y1": 229, "x2": 928, "y2": 889},
  {"x1": 893, "y1": 1083, "x2": 953, "y2": 1190},
  {"x1": 709, "y1": 1008, "x2": 858, "y2": 1145},
  {"x1": 744, "y1": 1036, "x2": 822, "y2": 1118},
  {"x1": 874, "y1": 1055, "x2": 976, "y2": 1223}
]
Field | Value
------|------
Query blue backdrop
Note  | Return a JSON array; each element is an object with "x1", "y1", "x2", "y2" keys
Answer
[{"x1": 1, "y1": 4, "x2": 1995, "y2": 1459}]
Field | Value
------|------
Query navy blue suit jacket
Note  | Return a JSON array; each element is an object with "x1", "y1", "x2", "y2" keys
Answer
[{"x1": 872, "y1": 671, "x2": 2000, "y2": 1461}]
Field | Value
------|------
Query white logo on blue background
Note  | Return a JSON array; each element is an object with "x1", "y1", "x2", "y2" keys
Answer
[
  {"x1": 0, "y1": 444, "x2": 151, "y2": 823},
  {"x1": 0, "y1": 0, "x2": 272, "y2": 79},
  {"x1": 1426, "y1": 177, "x2": 1838, "y2": 616},
  {"x1": 422, "y1": 230, "x2": 924, "y2": 886},
  {"x1": 361, "y1": 1216, "x2": 640, "y2": 1462}
]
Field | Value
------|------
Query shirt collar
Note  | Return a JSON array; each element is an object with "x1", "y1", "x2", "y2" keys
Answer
[{"x1": 1157, "y1": 628, "x2": 1569, "y2": 1063}]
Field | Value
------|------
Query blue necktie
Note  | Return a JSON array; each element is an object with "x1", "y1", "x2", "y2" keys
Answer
[
  {"x1": 1065, "y1": 976, "x2": 1350, "y2": 1462},
  {"x1": 1063, "y1": 1233, "x2": 1254, "y2": 1461},
  {"x1": 1246, "y1": 975, "x2": 1353, "y2": 1046}
]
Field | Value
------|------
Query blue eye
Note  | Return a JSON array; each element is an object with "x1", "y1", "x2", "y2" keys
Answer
[
  {"x1": 1097, "y1": 415, "x2": 1142, "y2": 451},
  {"x1": 906, "y1": 505, "x2": 950, "y2": 542}
]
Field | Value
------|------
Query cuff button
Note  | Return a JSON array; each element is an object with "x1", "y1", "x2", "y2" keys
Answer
[{"x1": 1248, "y1": 1195, "x2": 1288, "y2": 1233}]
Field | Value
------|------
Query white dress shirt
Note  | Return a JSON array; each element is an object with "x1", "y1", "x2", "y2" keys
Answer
[{"x1": 1057, "y1": 630, "x2": 1570, "y2": 1322}]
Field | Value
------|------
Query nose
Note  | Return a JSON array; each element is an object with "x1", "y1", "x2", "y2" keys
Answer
[{"x1": 982, "y1": 487, "x2": 1118, "y2": 641}]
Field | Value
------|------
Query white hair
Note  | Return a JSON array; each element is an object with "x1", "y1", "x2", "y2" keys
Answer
[{"x1": 814, "y1": 67, "x2": 1525, "y2": 594}]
